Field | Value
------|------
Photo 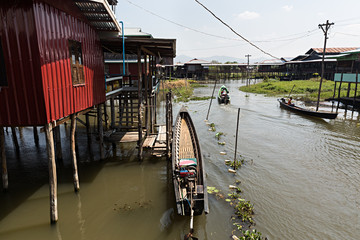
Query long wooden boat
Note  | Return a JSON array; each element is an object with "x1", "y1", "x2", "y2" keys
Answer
[
  {"x1": 172, "y1": 107, "x2": 209, "y2": 218},
  {"x1": 278, "y1": 98, "x2": 338, "y2": 119},
  {"x1": 218, "y1": 85, "x2": 230, "y2": 104}
]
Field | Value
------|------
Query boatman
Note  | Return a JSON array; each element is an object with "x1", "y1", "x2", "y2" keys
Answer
[{"x1": 287, "y1": 97, "x2": 293, "y2": 105}]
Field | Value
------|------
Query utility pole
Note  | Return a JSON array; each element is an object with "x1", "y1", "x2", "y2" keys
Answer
[
  {"x1": 316, "y1": 20, "x2": 334, "y2": 111},
  {"x1": 245, "y1": 54, "x2": 251, "y2": 86}
]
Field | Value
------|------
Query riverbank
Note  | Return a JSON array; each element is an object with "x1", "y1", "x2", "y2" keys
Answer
[
  {"x1": 239, "y1": 78, "x2": 355, "y2": 101},
  {"x1": 160, "y1": 79, "x2": 212, "y2": 102}
]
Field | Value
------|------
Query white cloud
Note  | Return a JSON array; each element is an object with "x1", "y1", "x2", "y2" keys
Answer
[
  {"x1": 282, "y1": 5, "x2": 293, "y2": 12},
  {"x1": 238, "y1": 11, "x2": 260, "y2": 20}
]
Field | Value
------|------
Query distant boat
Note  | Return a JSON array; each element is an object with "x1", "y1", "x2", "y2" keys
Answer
[
  {"x1": 172, "y1": 106, "x2": 209, "y2": 236},
  {"x1": 278, "y1": 98, "x2": 338, "y2": 119},
  {"x1": 217, "y1": 85, "x2": 230, "y2": 104}
]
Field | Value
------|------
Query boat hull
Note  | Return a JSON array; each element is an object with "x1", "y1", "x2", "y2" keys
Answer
[
  {"x1": 218, "y1": 95, "x2": 230, "y2": 104},
  {"x1": 278, "y1": 99, "x2": 337, "y2": 119},
  {"x1": 172, "y1": 107, "x2": 209, "y2": 216}
]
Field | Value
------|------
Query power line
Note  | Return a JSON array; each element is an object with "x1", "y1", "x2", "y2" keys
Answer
[
  {"x1": 124, "y1": 0, "x2": 317, "y2": 45},
  {"x1": 194, "y1": 0, "x2": 279, "y2": 59}
]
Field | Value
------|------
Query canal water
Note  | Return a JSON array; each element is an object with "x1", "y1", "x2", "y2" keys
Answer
[{"x1": 0, "y1": 80, "x2": 359, "y2": 239}]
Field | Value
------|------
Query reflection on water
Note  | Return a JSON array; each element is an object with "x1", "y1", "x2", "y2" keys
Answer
[{"x1": 0, "y1": 80, "x2": 360, "y2": 239}]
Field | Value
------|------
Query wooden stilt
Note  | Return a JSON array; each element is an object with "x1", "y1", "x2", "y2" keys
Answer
[
  {"x1": 336, "y1": 73, "x2": 343, "y2": 113},
  {"x1": 45, "y1": 123, "x2": 58, "y2": 223},
  {"x1": 70, "y1": 114, "x2": 80, "y2": 192},
  {"x1": 97, "y1": 105, "x2": 105, "y2": 159},
  {"x1": 110, "y1": 97, "x2": 115, "y2": 129},
  {"x1": 1, "y1": 127, "x2": 8, "y2": 190},
  {"x1": 33, "y1": 126, "x2": 39, "y2": 146},
  {"x1": 137, "y1": 47, "x2": 143, "y2": 160},
  {"x1": 54, "y1": 126, "x2": 63, "y2": 161},
  {"x1": 85, "y1": 113, "x2": 94, "y2": 160},
  {"x1": 103, "y1": 102, "x2": 108, "y2": 131},
  {"x1": 11, "y1": 127, "x2": 19, "y2": 153}
]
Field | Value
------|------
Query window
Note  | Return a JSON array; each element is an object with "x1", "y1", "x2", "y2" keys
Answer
[
  {"x1": 0, "y1": 40, "x2": 7, "y2": 87},
  {"x1": 69, "y1": 40, "x2": 84, "y2": 85}
]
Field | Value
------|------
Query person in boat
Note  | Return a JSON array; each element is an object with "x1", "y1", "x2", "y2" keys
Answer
[
  {"x1": 220, "y1": 86, "x2": 228, "y2": 96},
  {"x1": 287, "y1": 97, "x2": 293, "y2": 105}
]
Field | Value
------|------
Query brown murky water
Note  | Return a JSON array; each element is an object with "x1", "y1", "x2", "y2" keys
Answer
[{"x1": 0, "y1": 80, "x2": 359, "y2": 239}]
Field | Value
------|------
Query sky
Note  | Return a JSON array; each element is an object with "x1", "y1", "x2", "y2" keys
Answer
[{"x1": 115, "y1": 0, "x2": 360, "y2": 63}]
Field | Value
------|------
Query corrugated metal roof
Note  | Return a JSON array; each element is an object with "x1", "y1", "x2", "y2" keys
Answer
[
  {"x1": 308, "y1": 47, "x2": 358, "y2": 54},
  {"x1": 74, "y1": 0, "x2": 121, "y2": 32}
]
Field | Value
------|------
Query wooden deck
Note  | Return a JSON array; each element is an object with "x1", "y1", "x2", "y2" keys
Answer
[
  {"x1": 142, "y1": 125, "x2": 167, "y2": 157},
  {"x1": 104, "y1": 131, "x2": 144, "y2": 143}
]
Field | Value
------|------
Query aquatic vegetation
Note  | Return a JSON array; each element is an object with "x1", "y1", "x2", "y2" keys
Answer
[
  {"x1": 225, "y1": 156, "x2": 245, "y2": 169},
  {"x1": 215, "y1": 132, "x2": 223, "y2": 140},
  {"x1": 207, "y1": 186, "x2": 219, "y2": 194},
  {"x1": 218, "y1": 141, "x2": 226, "y2": 145},
  {"x1": 234, "y1": 200, "x2": 254, "y2": 223},
  {"x1": 239, "y1": 229, "x2": 262, "y2": 240}
]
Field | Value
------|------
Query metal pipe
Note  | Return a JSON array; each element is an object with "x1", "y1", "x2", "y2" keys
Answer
[{"x1": 119, "y1": 21, "x2": 126, "y2": 76}]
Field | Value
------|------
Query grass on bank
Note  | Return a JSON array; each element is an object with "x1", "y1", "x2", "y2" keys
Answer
[
  {"x1": 239, "y1": 78, "x2": 356, "y2": 101},
  {"x1": 161, "y1": 79, "x2": 212, "y2": 102}
]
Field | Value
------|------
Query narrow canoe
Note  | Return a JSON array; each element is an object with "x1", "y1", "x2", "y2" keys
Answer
[
  {"x1": 278, "y1": 98, "x2": 338, "y2": 119},
  {"x1": 172, "y1": 107, "x2": 209, "y2": 216}
]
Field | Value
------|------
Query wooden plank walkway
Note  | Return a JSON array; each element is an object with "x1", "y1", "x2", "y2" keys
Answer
[
  {"x1": 104, "y1": 131, "x2": 144, "y2": 143},
  {"x1": 143, "y1": 135, "x2": 157, "y2": 148}
]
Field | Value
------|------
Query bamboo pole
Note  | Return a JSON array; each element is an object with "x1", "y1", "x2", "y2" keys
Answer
[
  {"x1": 1, "y1": 127, "x2": 8, "y2": 190},
  {"x1": 233, "y1": 108, "x2": 240, "y2": 170},
  {"x1": 206, "y1": 79, "x2": 217, "y2": 121},
  {"x1": 85, "y1": 112, "x2": 94, "y2": 161},
  {"x1": 70, "y1": 114, "x2": 80, "y2": 192},
  {"x1": 45, "y1": 123, "x2": 58, "y2": 223}
]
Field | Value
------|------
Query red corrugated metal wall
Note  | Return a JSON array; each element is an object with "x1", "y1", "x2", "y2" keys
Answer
[
  {"x1": 0, "y1": 1, "x2": 106, "y2": 126},
  {"x1": 0, "y1": 1, "x2": 46, "y2": 126},
  {"x1": 33, "y1": 1, "x2": 106, "y2": 123}
]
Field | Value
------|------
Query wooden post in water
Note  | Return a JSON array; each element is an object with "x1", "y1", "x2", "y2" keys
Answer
[
  {"x1": 137, "y1": 47, "x2": 143, "y2": 160},
  {"x1": 332, "y1": 81, "x2": 337, "y2": 112},
  {"x1": 352, "y1": 71, "x2": 358, "y2": 115},
  {"x1": 33, "y1": 126, "x2": 39, "y2": 146},
  {"x1": 110, "y1": 97, "x2": 115, "y2": 129},
  {"x1": 103, "y1": 102, "x2": 108, "y2": 131},
  {"x1": 45, "y1": 123, "x2": 58, "y2": 223},
  {"x1": 70, "y1": 114, "x2": 80, "y2": 192},
  {"x1": 206, "y1": 79, "x2": 217, "y2": 121},
  {"x1": 11, "y1": 127, "x2": 19, "y2": 153},
  {"x1": 54, "y1": 126, "x2": 63, "y2": 161},
  {"x1": 97, "y1": 105, "x2": 105, "y2": 159},
  {"x1": 85, "y1": 112, "x2": 94, "y2": 161},
  {"x1": 336, "y1": 73, "x2": 343, "y2": 113},
  {"x1": 233, "y1": 108, "x2": 240, "y2": 170},
  {"x1": 1, "y1": 127, "x2": 8, "y2": 190}
]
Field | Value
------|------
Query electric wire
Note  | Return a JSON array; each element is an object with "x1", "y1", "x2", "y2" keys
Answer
[{"x1": 194, "y1": 0, "x2": 279, "y2": 59}]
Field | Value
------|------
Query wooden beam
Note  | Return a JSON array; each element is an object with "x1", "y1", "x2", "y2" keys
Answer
[
  {"x1": 40, "y1": 108, "x2": 94, "y2": 133},
  {"x1": 141, "y1": 46, "x2": 155, "y2": 56},
  {"x1": 45, "y1": 123, "x2": 58, "y2": 223},
  {"x1": 0, "y1": 127, "x2": 8, "y2": 190},
  {"x1": 70, "y1": 114, "x2": 80, "y2": 192}
]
